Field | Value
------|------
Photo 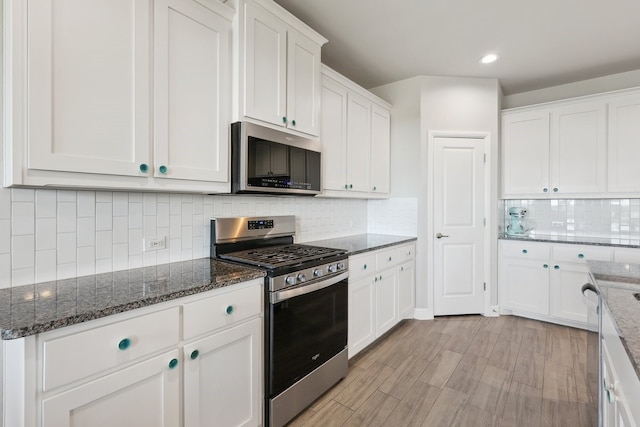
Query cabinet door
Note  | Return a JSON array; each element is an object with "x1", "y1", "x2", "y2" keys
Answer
[
  {"x1": 549, "y1": 262, "x2": 589, "y2": 324},
  {"x1": 154, "y1": 0, "x2": 231, "y2": 182},
  {"x1": 286, "y1": 31, "x2": 321, "y2": 136},
  {"x1": 244, "y1": 2, "x2": 287, "y2": 128},
  {"x1": 375, "y1": 269, "x2": 397, "y2": 337},
  {"x1": 370, "y1": 104, "x2": 391, "y2": 195},
  {"x1": 26, "y1": 1, "x2": 150, "y2": 177},
  {"x1": 398, "y1": 261, "x2": 415, "y2": 320},
  {"x1": 346, "y1": 92, "x2": 372, "y2": 192},
  {"x1": 348, "y1": 275, "x2": 375, "y2": 358},
  {"x1": 608, "y1": 94, "x2": 640, "y2": 194},
  {"x1": 500, "y1": 258, "x2": 550, "y2": 316},
  {"x1": 320, "y1": 75, "x2": 348, "y2": 192},
  {"x1": 550, "y1": 101, "x2": 607, "y2": 195},
  {"x1": 501, "y1": 110, "x2": 550, "y2": 196},
  {"x1": 42, "y1": 350, "x2": 180, "y2": 427},
  {"x1": 183, "y1": 318, "x2": 262, "y2": 427}
]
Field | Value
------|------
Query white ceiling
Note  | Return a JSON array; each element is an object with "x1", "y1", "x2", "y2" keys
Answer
[{"x1": 273, "y1": 0, "x2": 640, "y2": 95}]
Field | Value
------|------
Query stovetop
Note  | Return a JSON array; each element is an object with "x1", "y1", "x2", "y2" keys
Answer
[{"x1": 218, "y1": 244, "x2": 345, "y2": 269}]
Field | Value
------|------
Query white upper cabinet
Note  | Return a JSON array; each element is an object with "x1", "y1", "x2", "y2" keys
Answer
[
  {"x1": 320, "y1": 65, "x2": 392, "y2": 199},
  {"x1": 4, "y1": 0, "x2": 233, "y2": 193},
  {"x1": 240, "y1": 0, "x2": 326, "y2": 137},
  {"x1": 501, "y1": 88, "x2": 640, "y2": 199},
  {"x1": 608, "y1": 93, "x2": 640, "y2": 194}
]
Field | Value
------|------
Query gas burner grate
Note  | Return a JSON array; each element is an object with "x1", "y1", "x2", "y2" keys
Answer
[{"x1": 220, "y1": 244, "x2": 344, "y2": 269}]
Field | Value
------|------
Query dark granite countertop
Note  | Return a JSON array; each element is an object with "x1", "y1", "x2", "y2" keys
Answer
[
  {"x1": 588, "y1": 260, "x2": 640, "y2": 380},
  {"x1": 500, "y1": 234, "x2": 640, "y2": 248},
  {"x1": 305, "y1": 234, "x2": 417, "y2": 256},
  {"x1": 0, "y1": 259, "x2": 266, "y2": 340}
]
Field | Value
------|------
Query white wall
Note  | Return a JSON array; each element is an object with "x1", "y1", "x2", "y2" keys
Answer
[{"x1": 502, "y1": 69, "x2": 640, "y2": 109}]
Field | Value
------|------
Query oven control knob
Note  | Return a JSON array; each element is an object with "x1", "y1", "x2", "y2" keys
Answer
[
  {"x1": 337, "y1": 262, "x2": 346, "y2": 271},
  {"x1": 285, "y1": 276, "x2": 297, "y2": 285},
  {"x1": 328, "y1": 264, "x2": 337, "y2": 273},
  {"x1": 297, "y1": 273, "x2": 307, "y2": 283},
  {"x1": 313, "y1": 269, "x2": 323, "y2": 278}
]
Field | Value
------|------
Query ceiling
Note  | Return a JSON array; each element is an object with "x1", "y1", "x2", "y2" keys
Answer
[{"x1": 273, "y1": 0, "x2": 640, "y2": 95}]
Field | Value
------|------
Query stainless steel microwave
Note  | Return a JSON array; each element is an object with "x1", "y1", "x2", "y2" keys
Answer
[{"x1": 231, "y1": 121, "x2": 322, "y2": 195}]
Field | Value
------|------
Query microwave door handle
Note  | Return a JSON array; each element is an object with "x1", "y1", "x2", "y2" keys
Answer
[{"x1": 271, "y1": 271, "x2": 349, "y2": 303}]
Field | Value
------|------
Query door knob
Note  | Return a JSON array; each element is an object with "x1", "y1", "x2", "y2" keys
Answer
[{"x1": 436, "y1": 233, "x2": 449, "y2": 239}]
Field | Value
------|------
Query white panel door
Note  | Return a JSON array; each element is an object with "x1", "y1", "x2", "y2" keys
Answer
[
  {"x1": 345, "y1": 92, "x2": 371, "y2": 192},
  {"x1": 183, "y1": 319, "x2": 262, "y2": 427},
  {"x1": 370, "y1": 104, "x2": 391, "y2": 194},
  {"x1": 501, "y1": 111, "x2": 550, "y2": 196},
  {"x1": 550, "y1": 101, "x2": 607, "y2": 194},
  {"x1": 154, "y1": 0, "x2": 231, "y2": 182},
  {"x1": 42, "y1": 350, "x2": 180, "y2": 427},
  {"x1": 27, "y1": 0, "x2": 150, "y2": 176},
  {"x1": 287, "y1": 31, "x2": 321, "y2": 136},
  {"x1": 320, "y1": 76, "x2": 348, "y2": 191},
  {"x1": 433, "y1": 137, "x2": 485, "y2": 315},
  {"x1": 608, "y1": 94, "x2": 640, "y2": 193},
  {"x1": 244, "y1": 3, "x2": 287, "y2": 127}
]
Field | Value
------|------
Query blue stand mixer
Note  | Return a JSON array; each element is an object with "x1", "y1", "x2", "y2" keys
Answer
[{"x1": 506, "y1": 207, "x2": 533, "y2": 236}]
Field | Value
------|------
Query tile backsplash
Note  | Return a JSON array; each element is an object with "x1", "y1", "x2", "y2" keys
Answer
[
  {"x1": 501, "y1": 199, "x2": 640, "y2": 240},
  {"x1": 0, "y1": 188, "x2": 418, "y2": 289}
]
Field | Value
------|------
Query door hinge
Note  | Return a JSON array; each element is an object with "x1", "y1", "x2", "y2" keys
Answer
[
  {"x1": 483, "y1": 218, "x2": 486, "y2": 226},
  {"x1": 483, "y1": 282, "x2": 486, "y2": 291},
  {"x1": 483, "y1": 153, "x2": 486, "y2": 163}
]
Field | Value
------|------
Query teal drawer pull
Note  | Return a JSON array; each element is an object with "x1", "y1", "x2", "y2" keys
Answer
[
  {"x1": 522, "y1": 249, "x2": 528, "y2": 254},
  {"x1": 578, "y1": 253, "x2": 585, "y2": 259},
  {"x1": 159, "y1": 165, "x2": 168, "y2": 174},
  {"x1": 543, "y1": 264, "x2": 549, "y2": 269},
  {"x1": 118, "y1": 338, "x2": 131, "y2": 350},
  {"x1": 190, "y1": 350, "x2": 199, "y2": 360},
  {"x1": 168, "y1": 358, "x2": 178, "y2": 369},
  {"x1": 554, "y1": 265, "x2": 560, "y2": 270},
  {"x1": 139, "y1": 163, "x2": 149, "y2": 173},
  {"x1": 363, "y1": 264, "x2": 367, "y2": 269},
  {"x1": 226, "y1": 305, "x2": 234, "y2": 315}
]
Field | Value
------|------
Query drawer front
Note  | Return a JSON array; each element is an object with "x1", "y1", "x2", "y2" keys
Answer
[
  {"x1": 183, "y1": 284, "x2": 261, "y2": 341},
  {"x1": 376, "y1": 248, "x2": 398, "y2": 270},
  {"x1": 553, "y1": 244, "x2": 611, "y2": 263},
  {"x1": 613, "y1": 248, "x2": 640, "y2": 264},
  {"x1": 500, "y1": 240, "x2": 550, "y2": 260},
  {"x1": 396, "y1": 243, "x2": 416, "y2": 264},
  {"x1": 43, "y1": 307, "x2": 180, "y2": 391},
  {"x1": 349, "y1": 252, "x2": 377, "y2": 280}
]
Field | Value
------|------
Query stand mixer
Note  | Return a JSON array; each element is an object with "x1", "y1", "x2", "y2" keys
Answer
[{"x1": 506, "y1": 207, "x2": 534, "y2": 236}]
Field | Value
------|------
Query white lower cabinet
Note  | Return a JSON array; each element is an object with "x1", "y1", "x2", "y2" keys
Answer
[
  {"x1": 348, "y1": 242, "x2": 415, "y2": 358},
  {"x1": 3, "y1": 279, "x2": 263, "y2": 427},
  {"x1": 499, "y1": 240, "x2": 611, "y2": 328}
]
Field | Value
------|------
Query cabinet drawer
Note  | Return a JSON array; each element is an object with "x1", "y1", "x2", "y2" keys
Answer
[
  {"x1": 613, "y1": 248, "x2": 640, "y2": 264},
  {"x1": 553, "y1": 244, "x2": 611, "y2": 263},
  {"x1": 42, "y1": 307, "x2": 180, "y2": 391},
  {"x1": 500, "y1": 240, "x2": 550, "y2": 260},
  {"x1": 396, "y1": 243, "x2": 416, "y2": 264},
  {"x1": 376, "y1": 248, "x2": 398, "y2": 270},
  {"x1": 349, "y1": 252, "x2": 377, "y2": 280},
  {"x1": 183, "y1": 284, "x2": 261, "y2": 340}
]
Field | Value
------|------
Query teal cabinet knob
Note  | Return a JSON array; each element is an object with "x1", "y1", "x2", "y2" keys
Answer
[
  {"x1": 349, "y1": 184, "x2": 353, "y2": 189},
  {"x1": 379, "y1": 275, "x2": 383, "y2": 280},
  {"x1": 543, "y1": 264, "x2": 549, "y2": 269},
  {"x1": 168, "y1": 358, "x2": 178, "y2": 369},
  {"x1": 190, "y1": 350, "x2": 199, "y2": 360},
  {"x1": 344, "y1": 184, "x2": 348, "y2": 189},
  {"x1": 225, "y1": 305, "x2": 234, "y2": 315},
  {"x1": 388, "y1": 256, "x2": 392, "y2": 261},
  {"x1": 578, "y1": 253, "x2": 585, "y2": 259},
  {"x1": 553, "y1": 188, "x2": 558, "y2": 192},
  {"x1": 139, "y1": 163, "x2": 149, "y2": 173},
  {"x1": 291, "y1": 119, "x2": 296, "y2": 126},
  {"x1": 282, "y1": 116, "x2": 287, "y2": 124},
  {"x1": 401, "y1": 266, "x2": 404, "y2": 271},
  {"x1": 363, "y1": 264, "x2": 367, "y2": 269},
  {"x1": 373, "y1": 186, "x2": 377, "y2": 191},
  {"x1": 159, "y1": 165, "x2": 168, "y2": 174},
  {"x1": 554, "y1": 265, "x2": 560, "y2": 270},
  {"x1": 374, "y1": 277, "x2": 378, "y2": 282},
  {"x1": 543, "y1": 188, "x2": 548, "y2": 193},
  {"x1": 118, "y1": 338, "x2": 131, "y2": 350},
  {"x1": 522, "y1": 249, "x2": 528, "y2": 254}
]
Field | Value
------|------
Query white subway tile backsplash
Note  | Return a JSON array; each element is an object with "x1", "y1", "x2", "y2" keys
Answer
[
  {"x1": 12, "y1": 189, "x2": 34, "y2": 202},
  {"x1": 77, "y1": 217, "x2": 96, "y2": 248},
  {"x1": 12, "y1": 202, "x2": 35, "y2": 236},
  {"x1": 113, "y1": 192, "x2": 129, "y2": 216},
  {"x1": 128, "y1": 193, "x2": 142, "y2": 203},
  {"x1": 35, "y1": 190, "x2": 57, "y2": 218},
  {"x1": 35, "y1": 250, "x2": 57, "y2": 283},
  {"x1": 57, "y1": 263, "x2": 77, "y2": 281},
  {"x1": 77, "y1": 192, "x2": 96, "y2": 217},
  {"x1": 12, "y1": 235, "x2": 35, "y2": 269},
  {"x1": 128, "y1": 228, "x2": 143, "y2": 256},
  {"x1": 96, "y1": 192, "x2": 113, "y2": 203},
  {"x1": 57, "y1": 233, "x2": 77, "y2": 265},
  {"x1": 57, "y1": 190, "x2": 76, "y2": 202},
  {"x1": 143, "y1": 193, "x2": 157, "y2": 215},
  {"x1": 36, "y1": 218, "x2": 57, "y2": 251},
  {"x1": 95, "y1": 202, "x2": 113, "y2": 231},
  {"x1": 12, "y1": 267, "x2": 35, "y2": 287},
  {"x1": 57, "y1": 202, "x2": 77, "y2": 233},
  {"x1": 0, "y1": 189, "x2": 11, "y2": 220},
  {"x1": 0, "y1": 254, "x2": 10, "y2": 288},
  {"x1": 0, "y1": 220, "x2": 11, "y2": 254},
  {"x1": 128, "y1": 202, "x2": 143, "y2": 229},
  {"x1": 96, "y1": 258, "x2": 113, "y2": 274},
  {"x1": 112, "y1": 243, "x2": 129, "y2": 271},
  {"x1": 95, "y1": 231, "x2": 113, "y2": 260},
  {"x1": 113, "y1": 216, "x2": 129, "y2": 244},
  {"x1": 77, "y1": 247, "x2": 96, "y2": 277}
]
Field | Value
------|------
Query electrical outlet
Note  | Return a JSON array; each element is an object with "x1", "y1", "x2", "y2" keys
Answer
[
  {"x1": 144, "y1": 237, "x2": 166, "y2": 251},
  {"x1": 551, "y1": 221, "x2": 564, "y2": 227}
]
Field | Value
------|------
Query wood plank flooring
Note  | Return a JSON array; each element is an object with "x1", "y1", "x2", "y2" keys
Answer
[{"x1": 287, "y1": 315, "x2": 597, "y2": 427}]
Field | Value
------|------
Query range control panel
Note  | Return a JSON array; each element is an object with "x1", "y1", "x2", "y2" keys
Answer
[{"x1": 248, "y1": 219, "x2": 274, "y2": 230}]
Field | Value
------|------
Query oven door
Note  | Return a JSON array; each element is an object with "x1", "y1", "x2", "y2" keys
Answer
[{"x1": 268, "y1": 274, "x2": 348, "y2": 397}]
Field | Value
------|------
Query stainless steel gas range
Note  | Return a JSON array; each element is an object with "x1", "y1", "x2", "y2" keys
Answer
[{"x1": 210, "y1": 216, "x2": 349, "y2": 427}]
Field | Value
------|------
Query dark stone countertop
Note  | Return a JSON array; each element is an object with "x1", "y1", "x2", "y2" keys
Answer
[
  {"x1": 0, "y1": 259, "x2": 266, "y2": 340},
  {"x1": 500, "y1": 234, "x2": 640, "y2": 248},
  {"x1": 305, "y1": 234, "x2": 417, "y2": 256},
  {"x1": 588, "y1": 260, "x2": 640, "y2": 380}
]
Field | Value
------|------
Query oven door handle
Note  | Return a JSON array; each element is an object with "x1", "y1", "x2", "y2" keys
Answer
[
  {"x1": 581, "y1": 282, "x2": 600, "y2": 311},
  {"x1": 271, "y1": 271, "x2": 349, "y2": 303}
]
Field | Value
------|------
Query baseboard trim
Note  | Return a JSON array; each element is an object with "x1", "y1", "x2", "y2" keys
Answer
[
  {"x1": 413, "y1": 308, "x2": 434, "y2": 320},
  {"x1": 484, "y1": 305, "x2": 500, "y2": 317}
]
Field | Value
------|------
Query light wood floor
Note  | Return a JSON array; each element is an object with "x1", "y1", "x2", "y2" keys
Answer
[{"x1": 287, "y1": 315, "x2": 596, "y2": 427}]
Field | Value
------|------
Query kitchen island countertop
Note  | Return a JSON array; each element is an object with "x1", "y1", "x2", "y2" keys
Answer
[
  {"x1": 0, "y1": 259, "x2": 266, "y2": 340},
  {"x1": 305, "y1": 234, "x2": 417, "y2": 256},
  {"x1": 588, "y1": 260, "x2": 640, "y2": 379},
  {"x1": 500, "y1": 234, "x2": 640, "y2": 248}
]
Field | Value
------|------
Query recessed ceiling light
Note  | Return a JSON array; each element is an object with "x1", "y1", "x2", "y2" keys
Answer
[{"x1": 480, "y1": 54, "x2": 498, "y2": 64}]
